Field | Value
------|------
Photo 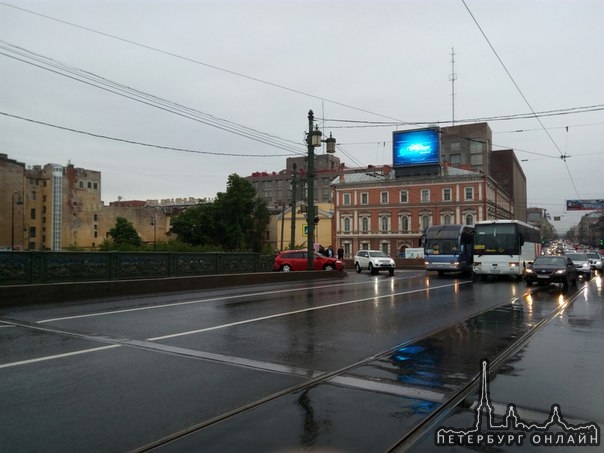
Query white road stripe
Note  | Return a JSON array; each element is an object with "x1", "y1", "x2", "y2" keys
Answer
[
  {"x1": 148, "y1": 283, "x2": 467, "y2": 341},
  {"x1": 0, "y1": 345, "x2": 120, "y2": 369},
  {"x1": 37, "y1": 275, "x2": 424, "y2": 324}
]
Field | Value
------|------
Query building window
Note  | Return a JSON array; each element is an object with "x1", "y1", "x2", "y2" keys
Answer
[
  {"x1": 343, "y1": 217, "x2": 351, "y2": 233},
  {"x1": 400, "y1": 215, "x2": 410, "y2": 232},
  {"x1": 361, "y1": 192, "x2": 368, "y2": 204},
  {"x1": 361, "y1": 216, "x2": 369, "y2": 233},
  {"x1": 470, "y1": 153, "x2": 483, "y2": 166},
  {"x1": 443, "y1": 188, "x2": 452, "y2": 202},
  {"x1": 30, "y1": 208, "x2": 36, "y2": 220},
  {"x1": 79, "y1": 181, "x2": 84, "y2": 188},
  {"x1": 450, "y1": 154, "x2": 461, "y2": 164},
  {"x1": 465, "y1": 213, "x2": 474, "y2": 225},
  {"x1": 380, "y1": 192, "x2": 388, "y2": 204},
  {"x1": 465, "y1": 187, "x2": 474, "y2": 200},
  {"x1": 343, "y1": 193, "x2": 351, "y2": 205},
  {"x1": 87, "y1": 181, "x2": 92, "y2": 189},
  {"x1": 381, "y1": 243, "x2": 390, "y2": 254},
  {"x1": 421, "y1": 189, "x2": 430, "y2": 202},
  {"x1": 421, "y1": 215, "x2": 431, "y2": 231},
  {"x1": 443, "y1": 214, "x2": 452, "y2": 225},
  {"x1": 380, "y1": 216, "x2": 389, "y2": 232},
  {"x1": 29, "y1": 227, "x2": 36, "y2": 238},
  {"x1": 400, "y1": 190, "x2": 408, "y2": 203},
  {"x1": 470, "y1": 141, "x2": 482, "y2": 153}
]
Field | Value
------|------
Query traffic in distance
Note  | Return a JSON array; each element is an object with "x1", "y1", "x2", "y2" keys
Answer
[{"x1": 274, "y1": 220, "x2": 602, "y2": 288}]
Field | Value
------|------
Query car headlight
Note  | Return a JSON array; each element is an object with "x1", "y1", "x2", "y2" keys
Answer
[
  {"x1": 554, "y1": 270, "x2": 565, "y2": 275},
  {"x1": 525, "y1": 269, "x2": 534, "y2": 274}
]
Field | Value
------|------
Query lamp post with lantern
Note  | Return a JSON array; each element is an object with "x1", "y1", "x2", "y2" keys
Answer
[{"x1": 305, "y1": 110, "x2": 336, "y2": 270}]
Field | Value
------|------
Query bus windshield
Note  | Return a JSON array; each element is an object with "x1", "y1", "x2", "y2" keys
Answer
[
  {"x1": 425, "y1": 237, "x2": 460, "y2": 255},
  {"x1": 473, "y1": 224, "x2": 519, "y2": 256}
]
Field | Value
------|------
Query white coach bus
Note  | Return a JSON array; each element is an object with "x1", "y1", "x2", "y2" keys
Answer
[{"x1": 472, "y1": 220, "x2": 541, "y2": 281}]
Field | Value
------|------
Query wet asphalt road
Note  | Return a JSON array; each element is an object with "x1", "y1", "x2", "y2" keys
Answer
[{"x1": 0, "y1": 270, "x2": 598, "y2": 452}]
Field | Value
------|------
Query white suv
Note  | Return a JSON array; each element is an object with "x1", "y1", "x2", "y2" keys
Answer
[{"x1": 354, "y1": 250, "x2": 395, "y2": 276}]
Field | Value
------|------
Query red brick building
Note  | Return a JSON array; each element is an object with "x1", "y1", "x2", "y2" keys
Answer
[{"x1": 331, "y1": 164, "x2": 513, "y2": 258}]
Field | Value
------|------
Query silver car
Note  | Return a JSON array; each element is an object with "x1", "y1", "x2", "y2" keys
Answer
[
  {"x1": 585, "y1": 252, "x2": 603, "y2": 272},
  {"x1": 565, "y1": 253, "x2": 593, "y2": 279}
]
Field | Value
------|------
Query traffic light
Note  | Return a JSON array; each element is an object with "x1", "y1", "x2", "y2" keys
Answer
[{"x1": 313, "y1": 216, "x2": 320, "y2": 224}]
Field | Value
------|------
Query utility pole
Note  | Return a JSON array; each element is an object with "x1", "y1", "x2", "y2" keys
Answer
[
  {"x1": 449, "y1": 47, "x2": 457, "y2": 125},
  {"x1": 290, "y1": 163, "x2": 297, "y2": 250}
]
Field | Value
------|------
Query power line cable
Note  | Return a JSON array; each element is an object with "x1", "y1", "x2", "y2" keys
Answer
[
  {"x1": 0, "y1": 1, "x2": 413, "y2": 126},
  {"x1": 0, "y1": 111, "x2": 294, "y2": 157},
  {"x1": 461, "y1": 0, "x2": 581, "y2": 199},
  {"x1": 0, "y1": 40, "x2": 306, "y2": 155}
]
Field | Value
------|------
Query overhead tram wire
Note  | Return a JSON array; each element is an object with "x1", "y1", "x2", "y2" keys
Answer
[
  {"x1": 461, "y1": 0, "x2": 581, "y2": 199},
  {"x1": 0, "y1": 41, "x2": 306, "y2": 156},
  {"x1": 0, "y1": 112, "x2": 295, "y2": 158},
  {"x1": 1, "y1": 2, "x2": 412, "y2": 126}
]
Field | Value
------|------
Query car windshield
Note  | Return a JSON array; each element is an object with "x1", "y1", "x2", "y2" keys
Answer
[
  {"x1": 368, "y1": 251, "x2": 388, "y2": 257},
  {"x1": 586, "y1": 253, "x2": 599, "y2": 259},
  {"x1": 534, "y1": 257, "x2": 565, "y2": 266},
  {"x1": 566, "y1": 253, "x2": 587, "y2": 261}
]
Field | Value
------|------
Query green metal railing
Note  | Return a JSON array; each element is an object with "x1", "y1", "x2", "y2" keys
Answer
[{"x1": 0, "y1": 252, "x2": 275, "y2": 285}]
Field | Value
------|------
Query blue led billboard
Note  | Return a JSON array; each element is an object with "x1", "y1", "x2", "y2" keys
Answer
[{"x1": 392, "y1": 128, "x2": 440, "y2": 167}]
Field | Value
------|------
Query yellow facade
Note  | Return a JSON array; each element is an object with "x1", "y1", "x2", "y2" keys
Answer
[{"x1": 269, "y1": 202, "x2": 334, "y2": 253}]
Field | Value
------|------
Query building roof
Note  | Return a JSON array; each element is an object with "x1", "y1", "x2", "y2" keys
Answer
[{"x1": 331, "y1": 165, "x2": 482, "y2": 186}]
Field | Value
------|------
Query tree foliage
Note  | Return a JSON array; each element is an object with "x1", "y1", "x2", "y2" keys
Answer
[
  {"x1": 101, "y1": 217, "x2": 143, "y2": 250},
  {"x1": 170, "y1": 174, "x2": 270, "y2": 252}
]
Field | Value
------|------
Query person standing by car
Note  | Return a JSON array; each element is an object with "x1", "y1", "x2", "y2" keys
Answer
[{"x1": 337, "y1": 246, "x2": 344, "y2": 260}]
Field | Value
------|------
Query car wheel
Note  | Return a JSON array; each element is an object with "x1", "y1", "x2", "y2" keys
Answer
[
  {"x1": 572, "y1": 277, "x2": 578, "y2": 287},
  {"x1": 281, "y1": 264, "x2": 292, "y2": 272},
  {"x1": 355, "y1": 262, "x2": 362, "y2": 273},
  {"x1": 563, "y1": 277, "x2": 569, "y2": 290},
  {"x1": 389, "y1": 269, "x2": 394, "y2": 276},
  {"x1": 526, "y1": 280, "x2": 532, "y2": 287},
  {"x1": 369, "y1": 263, "x2": 377, "y2": 275}
]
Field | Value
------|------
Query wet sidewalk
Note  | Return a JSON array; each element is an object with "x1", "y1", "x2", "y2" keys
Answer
[{"x1": 415, "y1": 275, "x2": 604, "y2": 451}]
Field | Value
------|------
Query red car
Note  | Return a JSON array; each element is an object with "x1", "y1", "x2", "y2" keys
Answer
[{"x1": 274, "y1": 250, "x2": 344, "y2": 272}]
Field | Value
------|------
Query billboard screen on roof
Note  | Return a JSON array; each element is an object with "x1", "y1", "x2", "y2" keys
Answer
[{"x1": 392, "y1": 128, "x2": 440, "y2": 167}]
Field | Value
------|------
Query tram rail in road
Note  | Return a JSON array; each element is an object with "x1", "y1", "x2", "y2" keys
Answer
[
  {"x1": 132, "y1": 282, "x2": 581, "y2": 452},
  {"x1": 1, "y1": 273, "x2": 596, "y2": 452}
]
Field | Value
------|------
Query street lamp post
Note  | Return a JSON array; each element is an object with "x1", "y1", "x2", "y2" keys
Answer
[
  {"x1": 305, "y1": 110, "x2": 336, "y2": 270},
  {"x1": 11, "y1": 192, "x2": 23, "y2": 251}
]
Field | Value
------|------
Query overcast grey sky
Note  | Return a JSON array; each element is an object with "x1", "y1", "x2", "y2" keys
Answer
[{"x1": 1, "y1": 0, "x2": 603, "y2": 235}]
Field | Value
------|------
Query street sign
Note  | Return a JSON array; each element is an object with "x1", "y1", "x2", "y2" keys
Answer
[{"x1": 303, "y1": 224, "x2": 308, "y2": 236}]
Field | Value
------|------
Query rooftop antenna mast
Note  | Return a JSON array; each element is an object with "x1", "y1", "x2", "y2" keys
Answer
[{"x1": 449, "y1": 47, "x2": 457, "y2": 125}]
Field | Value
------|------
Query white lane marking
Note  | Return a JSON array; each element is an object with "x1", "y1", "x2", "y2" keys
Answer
[
  {"x1": 0, "y1": 345, "x2": 120, "y2": 369},
  {"x1": 331, "y1": 375, "x2": 446, "y2": 403},
  {"x1": 147, "y1": 282, "x2": 468, "y2": 341},
  {"x1": 37, "y1": 274, "x2": 424, "y2": 324}
]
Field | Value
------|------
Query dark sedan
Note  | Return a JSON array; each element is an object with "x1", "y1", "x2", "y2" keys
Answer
[{"x1": 525, "y1": 255, "x2": 578, "y2": 289}]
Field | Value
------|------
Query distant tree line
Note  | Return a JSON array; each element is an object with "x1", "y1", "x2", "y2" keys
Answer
[{"x1": 99, "y1": 174, "x2": 270, "y2": 253}]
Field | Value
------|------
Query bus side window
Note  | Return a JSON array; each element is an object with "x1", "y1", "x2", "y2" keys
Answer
[{"x1": 519, "y1": 233, "x2": 524, "y2": 246}]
